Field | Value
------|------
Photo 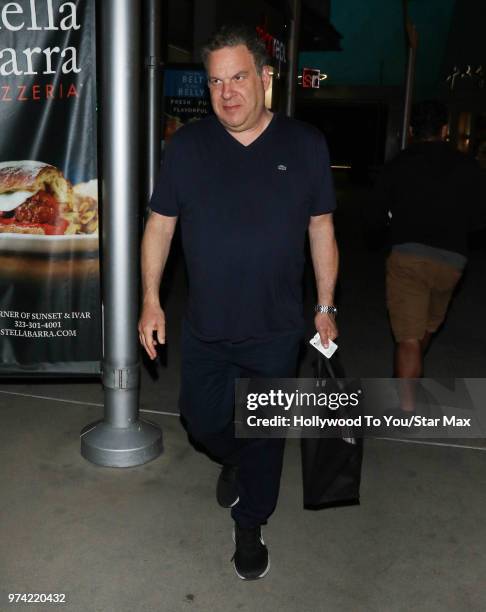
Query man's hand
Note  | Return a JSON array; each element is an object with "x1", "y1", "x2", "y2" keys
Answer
[
  {"x1": 138, "y1": 301, "x2": 166, "y2": 360},
  {"x1": 308, "y1": 213, "x2": 339, "y2": 349},
  {"x1": 314, "y1": 312, "x2": 338, "y2": 349},
  {"x1": 139, "y1": 211, "x2": 177, "y2": 360}
]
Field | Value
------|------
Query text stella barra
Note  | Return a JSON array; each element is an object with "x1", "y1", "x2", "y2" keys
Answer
[{"x1": 0, "y1": 1, "x2": 82, "y2": 77}]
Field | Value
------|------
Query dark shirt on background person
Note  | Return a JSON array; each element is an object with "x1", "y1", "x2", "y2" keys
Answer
[{"x1": 369, "y1": 139, "x2": 486, "y2": 267}]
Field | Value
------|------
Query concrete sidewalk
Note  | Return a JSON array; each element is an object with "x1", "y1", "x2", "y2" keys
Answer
[
  {"x1": 1, "y1": 383, "x2": 486, "y2": 612},
  {"x1": 1, "y1": 177, "x2": 485, "y2": 611}
]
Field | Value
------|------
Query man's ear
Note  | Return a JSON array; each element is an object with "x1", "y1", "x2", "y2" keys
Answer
[
  {"x1": 441, "y1": 124, "x2": 449, "y2": 140},
  {"x1": 408, "y1": 126, "x2": 414, "y2": 138},
  {"x1": 261, "y1": 65, "x2": 272, "y2": 91}
]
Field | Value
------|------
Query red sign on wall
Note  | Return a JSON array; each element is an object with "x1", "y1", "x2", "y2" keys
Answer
[
  {"x1": 302, "y1": 67, "x2": 321, "y2": 89},
  {"x1": 256, "y1": 25, "x2": 287, "y2": 64}
]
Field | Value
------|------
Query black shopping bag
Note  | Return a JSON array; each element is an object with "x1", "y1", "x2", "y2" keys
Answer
[{"x1": 301, "y1": 354, "x2": 363, "y2": 510}]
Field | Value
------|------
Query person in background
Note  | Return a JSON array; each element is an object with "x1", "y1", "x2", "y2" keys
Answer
[{"x1": 371, "y1": 100, "x2": 486, "y2": 412}]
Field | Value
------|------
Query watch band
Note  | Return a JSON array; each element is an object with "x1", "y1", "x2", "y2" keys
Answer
[{"x1": 315, "y1": 304, "x2": 337, "y2": 315}]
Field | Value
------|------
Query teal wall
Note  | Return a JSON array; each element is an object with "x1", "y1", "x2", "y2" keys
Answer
[{"x1": 299, "y1": 0, "x2": 455, "y2": 99}]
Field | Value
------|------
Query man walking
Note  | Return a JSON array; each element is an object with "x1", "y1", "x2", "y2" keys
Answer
[
  {"x1": 372, "y1": 100, "x2": 486, "y2": 411},
  {"x1": 138, "y1": 26, "x2": 338, "y2": 580}
]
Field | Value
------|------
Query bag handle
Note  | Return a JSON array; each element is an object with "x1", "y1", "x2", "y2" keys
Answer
[
  {"x1": 317, "y1": 354, "x2": 347, "y2": 391},
  {"x1": 317, "y1": 353, "x2": 337, "y2": 378}
]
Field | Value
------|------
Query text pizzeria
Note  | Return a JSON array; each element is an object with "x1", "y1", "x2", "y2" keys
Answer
[
  {"x1": 0, "y1": 1, "x2": 82, "y2": 76},
  {"x1": 0, "y1": 82, "x2": 78, "y2": 103}
]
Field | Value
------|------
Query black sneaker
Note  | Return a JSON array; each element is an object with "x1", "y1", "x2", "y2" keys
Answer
[
  {"x1": 216, "y1": 465, "x2": 239, "y2": 508},
  {"x1": 232, "y1": 524, "x2": 270, "y2": 580}
]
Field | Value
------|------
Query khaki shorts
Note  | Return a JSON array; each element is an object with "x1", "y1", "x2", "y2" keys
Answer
[{"x1": 386, "y1": 250, "x2": 462, "y2": 342}]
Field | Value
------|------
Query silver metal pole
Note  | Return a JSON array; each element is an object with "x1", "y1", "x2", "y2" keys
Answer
[
  {"x1": 286, "y1": 0, "x2": 301, "y2": 118},
  {"x1": 81, "y1": 0, "x2": 163, "y2": 467},
  {"x1": 401, "y1": 43, "x2": 417, "y2": 150},
  {"x1": 400, "y1": 3, "x2": 418, "y2": 151},
  {"x1": 145, "y1": 0, "x2": 162, "y2": 203}
]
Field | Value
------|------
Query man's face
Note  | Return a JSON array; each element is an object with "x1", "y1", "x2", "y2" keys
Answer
[{"x1": 207, "y1": 44, "x2": 271, "y2": 133}]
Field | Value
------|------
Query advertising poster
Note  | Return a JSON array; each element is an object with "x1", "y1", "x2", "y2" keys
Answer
[
  {"x1": 163, "y1": 65, "x2": 211, "y2": 143},
  {"x1": 0, "y1": 0, "x2": 100, "y2": 375}
]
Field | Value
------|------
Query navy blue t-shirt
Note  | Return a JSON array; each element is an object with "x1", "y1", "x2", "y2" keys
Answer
[{"x1": 150, "y1": 113, "x2": 336, "y2": 341}]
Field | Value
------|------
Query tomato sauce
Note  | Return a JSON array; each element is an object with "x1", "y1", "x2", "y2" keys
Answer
[{"x1": 0, "y1": 190, "x2": 68, "y2": 235}]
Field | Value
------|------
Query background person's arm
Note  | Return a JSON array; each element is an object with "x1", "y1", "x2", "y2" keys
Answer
[
  {"x1": 308, "y1": 212, "x2": 339, "y2": 348},
  {"x1": 138, "y1": 211, "x2": 178, "y2": 359},
  {"x1": 363, "y1": 163, "x2": 394, "y2": 250}
]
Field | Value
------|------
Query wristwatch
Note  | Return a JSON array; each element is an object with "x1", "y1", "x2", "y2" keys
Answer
[{"x1": 315, "y1": 304, "x2": 337, "y2": 315}]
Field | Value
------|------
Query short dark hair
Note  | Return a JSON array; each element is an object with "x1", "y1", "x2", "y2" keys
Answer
[
  {"x1": 411, "y1": 100, "x2": 449, "y2": 140},
  {"x1": 201, "y1": 24, "x2": 269, "y2": 75}
]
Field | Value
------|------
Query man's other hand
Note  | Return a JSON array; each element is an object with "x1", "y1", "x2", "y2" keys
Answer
[
  {"x1": 314, "y1": 312, "x2": 338, "y2": 349},
  {"x1": 138, "y1": 302, "x2": 166, "y2": 360}
]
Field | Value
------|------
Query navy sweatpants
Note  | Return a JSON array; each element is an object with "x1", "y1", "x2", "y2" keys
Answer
[{"x1": 179, "y1": 321, "x2": 302, "y2": 528}]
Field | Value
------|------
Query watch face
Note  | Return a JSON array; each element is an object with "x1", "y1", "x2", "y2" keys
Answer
[{"x1": 315, "y1": 305, "x2": 337, "y2": 314}]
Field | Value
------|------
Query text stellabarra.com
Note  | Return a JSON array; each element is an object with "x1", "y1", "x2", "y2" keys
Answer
[
  {"x1": 246, "y1": 390, "x2": 361, "y2": 411},
  {"x1": 246, "y1": 415, "x2": 472, "y2": 429}
]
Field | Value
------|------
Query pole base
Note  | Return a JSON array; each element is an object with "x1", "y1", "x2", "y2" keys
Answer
[{"x1": 80, "y1": 419, "x2": 163, "y2": 467}]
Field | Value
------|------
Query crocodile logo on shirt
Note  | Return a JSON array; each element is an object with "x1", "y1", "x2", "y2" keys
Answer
[{"x1": 277, "y1": 164, "x2": 287, "y2": 171}]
